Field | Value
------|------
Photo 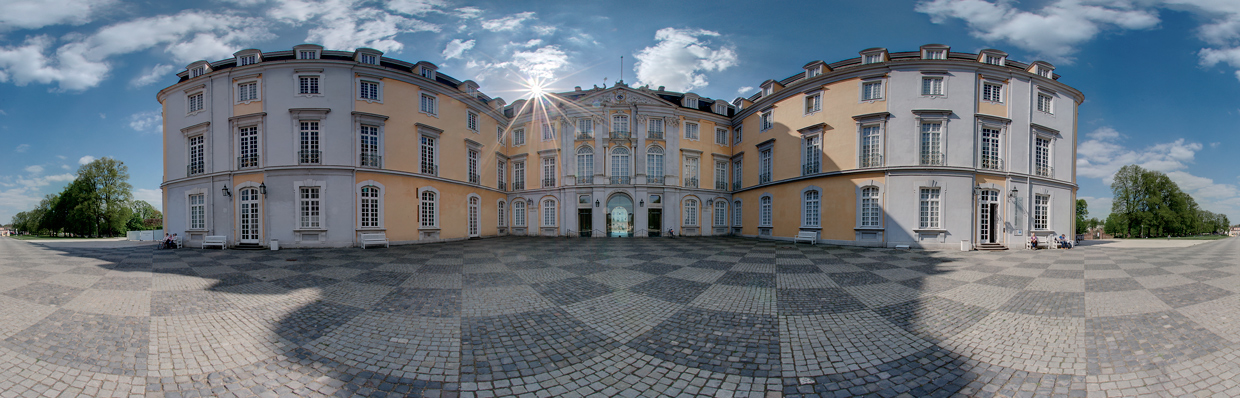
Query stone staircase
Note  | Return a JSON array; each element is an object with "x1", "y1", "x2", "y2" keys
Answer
[{"x1": 977, "y1": 242, "x2": 1008, "y2": 251}]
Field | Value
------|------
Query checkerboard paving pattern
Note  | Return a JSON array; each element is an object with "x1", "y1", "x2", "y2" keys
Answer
[{"x1": 1, "y1": 236, "x2": 1239, "y2": 397}]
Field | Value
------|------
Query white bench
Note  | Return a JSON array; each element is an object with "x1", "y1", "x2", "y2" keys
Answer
[
  {"x1": 202, "y1": 235, "x2": 226, "y2": 249},
  {"x1": 1025, "y1": 235, "x2": 1051, "y2": 250},
  {"x1": 360, "y1": 232, "x2": 389, "y2": 249},
  {"x1": 173, "y1": 235, "x2": 183, "y2": 248},
  {"x1": 794, "y1": 231, "x2": 818, "y2": 245}
]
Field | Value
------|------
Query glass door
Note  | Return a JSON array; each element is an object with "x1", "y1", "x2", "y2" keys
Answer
[{"x1": 239, "y1": 188, "x2": 261, "y2": 244}]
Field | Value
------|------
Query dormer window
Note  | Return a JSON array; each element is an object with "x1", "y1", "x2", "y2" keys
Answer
[
  {"x1": 298, "y1": 50, "x2": 319, "y2": 60},
  {"x1": 804, "y1": 61, "x2": 827, "y2": 79},
  {"x1": 1037, "y1": 67, "x2": 1051, "y2": 78},
  {"x1": 237, "y1": 55, "x2": 257, "y2": 66},
  {"x1": 190, "y1": 66, "x2": 206, "y2": 78},
  {"x1": 761, "y1": 86, "x2": 773, "y2": 96},
  {"x1": 978, "y1": 50, "x2": 1008, "y2": 66},
  {"x1": 863, "y1": 54, "x2": 882, "y2": 64},
  {"x1": 713, "y1": 102, "x2": 727, "y2": 115},
  {"x1": 417, "y1": 64, "x2": 438, "y2": 80},
  {"x1": 685, "y1": 97, "x2": 698, "y2": 108},
  {"x1": 984, "y1": 55, "x2": 1003, "y2": 65},
  {"x1": 924, "y1": 50, "x2": 945, "y2": 60},
  {"x1": 360, "y1": 54, "x2": 378, "y2": 65},
  {"x1": 860, "y1": 48, "x2": 888, "y2": 65}
]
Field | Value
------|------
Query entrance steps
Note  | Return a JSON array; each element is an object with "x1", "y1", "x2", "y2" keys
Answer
[
  {"x1": 977, "y1": 243, "x2": 1008, "y2": 251},
  {"x1": 233, "y1": 243, "x2": 265, "y2": 250}
]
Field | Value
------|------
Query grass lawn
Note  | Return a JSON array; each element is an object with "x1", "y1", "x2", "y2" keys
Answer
[
  {"x1": 7, "y1": 235, "x2": 120, "y2": 241},
  {"x1": 1121, "y1": 235, "x2": 1231, "y2": 241}
]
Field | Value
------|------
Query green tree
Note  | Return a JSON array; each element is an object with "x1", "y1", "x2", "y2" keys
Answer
[
  {"x1": 77, "y1": 157, "x2": 133, "y2": 237},
  {"x1": 1111, "y1": 165, "x2": 1145, "y2": 238},
  {"x1": 1075, "y1": 199, "x2": 1088, "y2": 234},
  {"x1": 126, "y1": 200, "x2": 163, "y2": 231}
]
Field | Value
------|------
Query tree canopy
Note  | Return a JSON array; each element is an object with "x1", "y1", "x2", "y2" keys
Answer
[
  {"x1": 7, "y1": 157, "x2": 155, "y2": 237},
  {"x1": 1108, "y1": 164, "x2": 1230, "y2": 238}
]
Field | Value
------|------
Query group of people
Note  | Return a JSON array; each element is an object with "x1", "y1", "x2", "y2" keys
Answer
[
  {"x1": 160, "y1": 233, "x2": 179, "y2": 249},
  {"x1": 1029, "y1": 233, "x2": 1073, "y2": 250}
]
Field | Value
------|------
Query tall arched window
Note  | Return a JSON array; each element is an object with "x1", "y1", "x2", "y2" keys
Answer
[
  {"x1": 498, "y1": 200, "x2": 506, "y2": 227},
  {"x1": 542, "y1": 198, "x2": 557, "y2": 227},
  {"x1": 760, "y1": 196, "x2": 772, "y2": 227},
  {"x1": 646, "y1": 146, "x2": 664, "y2": 183},
  {"x1": 684, "y1": 199, "x2": 698, "y2": 226},
  {"x1": 611, "y1": 146, "x2": 630, "y2": 182},
  {"x1": 420, "y1": 190, "x2": 437, "y2": 227},
  {"x1": 860, "y1": 187, "x2": 880, "y2": 227},
  {"x1": 803, "y1": 190, "x2": 820, "y2": 227},
  {"x1": 514, "y1": 200, "x2": 526, "y2": 227},
  {"x1": 733, "y1": 200, "x2": 742, "y2": 227},
  {"x1": 714, "y1": 200, "x2": 727, "y2": 226},
  {"x1": 360, "y1": 186, "x2": 379, "y2": 228},
  {"x1": 576, "y1": 146, "x2": 593, "y2": 184}
]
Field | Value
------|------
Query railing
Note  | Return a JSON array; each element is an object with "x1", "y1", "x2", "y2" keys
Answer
[
  {"x1": 512, "y1": 181, "x2": 525, "y2": 190},
  {"x1": 647, "y1": 131, "x2": 664, "y2": 140},
  {"x1": 360, "y1": 154, "x2": 382, "y2": 168},
  {"x1": 980, "y1": 157, "x2": 1003, "y2": 170},
  {"x1": 498, "y1": 181, "x2": 506, "y2": 191},
  {"x1": 610, "y1": 176, "x2": 631, "y2": 185},
  {"x1": 237, "y1": 155, "x2": 259, "y2": 169},
  {"x1": 298, "y1": 150, "x2": 321, "y2": 164},
  {"x1": 609, "y1": 131, "x2": 631, "y2": 140},
  {"x1": 647, "y1": 175, "x2": 664, "y2": 185},
  {"x1": 469, "y1": 173, "x2": 480, "y2": 184},
  {"x1": 421, "y1": 164, "x2": 437, "y2": 176},
  {"x1": 715, "y1": 181, "x2": 728, "y2": 190},
  {"x1": 576, "y1": 176, "x2": 592, "y2": 185},
  {"x1": 187, "y1": 162, "x2": 204, "y2": 176},
  {"x1": 576, "y1": 133, "x2": 592, "y2": 140},
  {"x1": 684, "y1": 177, "x2": 698, "y2": 188},
  {"x1": 920, "y1": 152, "x2": 944, "y2": 166},
  {"x1": 802, "y1": 162, "x2": 819, "y2": 175},
  {"x1": 759, "y1": 173, "x2": 771, "y2": 184},
  {"x1": 542, "y1": 178, "x2": 556, "y2": 188},
  {"x1": 733, "y1": 181, "x2": 742, "y2": 191},
  {"x1": 1036, "y1": 165, "x2": 1053, "y2": 178},
  {"x1": 859, "y1": 154, "x2": 883, "y2": 168}
]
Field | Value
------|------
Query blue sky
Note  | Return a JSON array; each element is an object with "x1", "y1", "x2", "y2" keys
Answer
[{"x1": 3, "y1": 0, "x2": 1240, "y2": 225}]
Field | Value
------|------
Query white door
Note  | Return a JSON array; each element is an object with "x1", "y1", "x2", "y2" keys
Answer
[
  {"x1": 468, "y1": 197, "x2": 480, "y2": 237},
  {"x1": 239, "y1": 188, "x2": 261, "y2": 244},
  {"x1": 979, "y1": 190, "x2": 998, "y2": 244}
]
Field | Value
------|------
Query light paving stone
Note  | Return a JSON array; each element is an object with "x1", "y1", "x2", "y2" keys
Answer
[
  {"x1": 935, "y1": 283, "x2": 1022, "y2": 310},
  {"x1": 1085, "y1": 290, "x2": 1173, "y2": 317},
  {"x1": 1176, "y1": 295, "x2": 1240, "y2": 344},
  {"x1": 62, "y1": 289, "x2": 152, "y2": 317},
  {"x1": 565, "y1": 290, "x2": 684, "y2": 343}
]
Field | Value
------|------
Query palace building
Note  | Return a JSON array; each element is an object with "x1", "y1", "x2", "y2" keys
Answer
[{"x1": 159, "y1": 44, "x2": 1081, "y2": 249}]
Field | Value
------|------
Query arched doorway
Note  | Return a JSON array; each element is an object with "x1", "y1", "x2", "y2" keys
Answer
[{"x1": 606, "y1": 194, "x2": 634, "y2": 237}]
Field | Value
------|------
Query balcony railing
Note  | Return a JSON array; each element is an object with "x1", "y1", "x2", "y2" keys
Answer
[
  {"x1": 715, "y1": 181, "x2": 728, "y2": 190},
  {"x1": 858, "y1": 154, "x2": 883, "y2": 168},
  {"x1": 648, "y1": 175, "x2": 664, "y2": 185},
  {"x1": 733, "y1": 181, "x2": 742, "y2": 191},
  {"x1": 609, "y1": 176, "x2": 631, "y2": 185},
  {"x1": 647, "y1": 131, "x2": 664, "y2": 140},
  {"x1": 512, "y1": 181, "x2": 525, "y2": 190},
  {"x1": 298, "y1": 150, "x2": 321, "y2": 164},
  {"x1": 1036, "y1": 165, "x2": 1053, "y2": 178},
  {"x1": 542, "y1": 178, "x2": 556, "y2": 188},
  {"x1": 759, "y1": 173, "x2": 771, "y2": 184},
  {"x1": 576, "y1": 133, "x2": 592, "y2": 140},
  {"x1": 802, "y1": 162, "x2": 820, "y2": 175},
  {"x1": 920, "y1": 152, "x2": 944, "y2": 166},
  {"x1": 469, "y1": 173, "x2": 480, "y2": 184},
  {"x1": 360, "y1": 154, "x2": 382, "y2": 168},
  {"x1": 576, "y1": 176, "x2": 592, "y2": 185},
  {"x1": 421, "y1": 164, "x2": 437, "y2": 176},
  {"x1": 237, "y1": 155, "x2": 259, "y2": 169},
  {"x1": 187, "y1": 162, "x2": 204, "y2": 176},
  {"x1": 609, "y1": 131, "x2": 631, "y2": 140},
  {"x1": 684, "y1": 177, "x2": 698, "y2": 188},
  {"x1": 980, "y1": 157, "x2": 1003, "y2": 171}
]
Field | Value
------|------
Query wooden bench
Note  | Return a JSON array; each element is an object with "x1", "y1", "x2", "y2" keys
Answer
[
  {"x1": 202, "y1": 235, "x2": 226, "y2": 249},
  {"x1": 360, "y1": 232, "x2": 389, "y2": 249},
  {"x1": 794, "y1": 231, "x2": 818, "y2": 245}
]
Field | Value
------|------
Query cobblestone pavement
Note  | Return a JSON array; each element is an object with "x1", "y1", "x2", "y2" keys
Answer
[{"x1": 1, "y1": 236, "x2": 1238, "y2": 398}]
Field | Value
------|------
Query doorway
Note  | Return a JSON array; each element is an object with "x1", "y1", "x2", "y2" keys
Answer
[
  {"x1": 979, "y1": 190, "x2": 999, "y2": 244},
  {"x1": 238, "y1": 187, "x2": 261, "y2": 244},
  {"x1": 468, "y1": 196, "x2": 480, "y2": 238},
  {"x1": 606, "y1": 194, "x2": 634, "y2": 237},
  {"x1": 578, "y1": 209, "x2": 592, "y2": 237},
  {"x1": 647, "y1": 209, "x2": 662, "y2": 237}
]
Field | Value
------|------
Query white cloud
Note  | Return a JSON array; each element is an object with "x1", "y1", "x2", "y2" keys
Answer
[
  {"x1": 532, "y1": 26, "x2": 556, "y2": 36},
  {"x1": 133, "y1": 188, "x2": 162, "y2": 206},
  {"x1": 915, "y1": 0, "x2": 1159, "y2": 63},
  {"x1": 98, "y1": 113, "x2": 105, "y2": 119},
  {"x1": 1210, "y1": 142, "x2": 1221, "y2": 148},
  {"x1": 480, "y1": 11, "x2": 535, "y2": 32},
  {"x1": 505, "y1": 39, "x2": 542, "y2": 50},
  {"x1": 0, "y1": 109, "x2": 6, "y2": 115},
  {"x1": 128, "y1": 110, "x2": 162, "y2": 134},
  {"x1": 442, "y1": 38, "x2": 474, "y2": 59},
  {"x1": 15, "y1": 144, "x2": 29, "y2": 152},
  {"x1": 55, "y1": 155, "x2": 65, "y2": 160},
  {"x1": 737, "y1": 86, "x2": 753, "y2": 95},
  {"x1": 60, "y1": 164, "x2": 69, "y2": 170},
  {"x1": 0, "y1": 11, "x2": 273, "y2": 91},
  {"x1": 1076, "y1": 126, "x2": 1202, "y2": 183},
  {"x1": 78, "y1": 155, "x2": 95, "y2": 165},
  {"x1": 510, "y1": 46, "x2": 569, "y2": 79},
  {"x1": 0, "y1": 0, "x2": 116, "y2": 31},
  {"x1": 129, "y1": 64, "x2": 174, "y2": 88},
  {"x1": 269, "y1": 0, "x2": 439, "y2": 53},
  {"x1": 24, "y1": 165, "x2": 43, "y2": 174},
  {"x1": 0, "y1": 172, "x2": 75, "y2": 223},
  {"x1": 1079, "y1": 196, "x2": 1113, "y2": 220},
  {"x1": 385, "y1": 0, "x2": 445, "y2": 16},
  {"x1": 633, "y1": 28, "x2": 738, "y2": 92},
  {"x1": 453, "y1": 7, "x2": 482, "y2": 19}
]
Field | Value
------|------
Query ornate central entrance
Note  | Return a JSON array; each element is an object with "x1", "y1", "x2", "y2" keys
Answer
[{"x1": 606, "y1": 194, "x2": 633, "y2": 237}]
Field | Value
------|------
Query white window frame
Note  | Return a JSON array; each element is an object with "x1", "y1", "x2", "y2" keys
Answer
[
  {"x1": 923, "y1": 49, "x2": 946, "y2": 60},
  {"x1": 189, "y1": 66, "x2": 206, "y2": 78},
  {"x1": 759, "y1": 110, "x2": 774, "y2": 132},
  {"x1": 237, "y1": 54, "x2": 258, "y2": 66},
  {"x1": 647, "y1": 118, "x2": 663, "y2": 138},
  {"x1": 804, "y1": 91, "x2": 822, "y2": 115},
  {"x1": 186, "y1": 90, "x2": 205, "y2": 115},
  {"x1": 759, "y1": 194, "x2": 773, "y2": 227},
  {"x1": 982, "y1": 81, "x2": 1004, "y2": 103},
  {"x1": 863, "y1": 53, "x2": 883, "y2": 64},
  {"x1": 918, "y1": 187, "x2": 942, "y2": 230},
  {"x1": 541, "y1": 156, "x2": 556, "y2": 187},
  {"x1": 682, "y1": 155, "x2": 699, "y2": 187},
  {"x1": 1034, "y1": 194, "x2": 1050, "y2": 230},
  {"x1": 296, "y1": 73, "x2": 322, "y2": 97},
  {"x1": 418, "y1": 187, "x2": 440, "y2": 229},
  {"x1": 684, "y1": 122, "x2": 699, "y2": 140},
  {"x1": 298, "y1": 50, "x2": 319, "y2": 60},
  {"x1": 714, "y1": 200, "x2": 727, "y2": 227},
  {"x1": 611, "y1": 147, "x2": 631, "y2": 179},
  {"x1": 1034, "y1": 135, "x2": 1053, "y2": 177},
  {"x1": 577, "y1": 146, "x2": 594, "y2": 182},
  {"x1": 576, "y1": 118, "x2": 594, "y2": 138},
  {"x1": 467, "y1": 111, "x2": 480, "y2": 132},
  {"x1": 187, "y1": 191, "x2": 207, "y2": 231},
  {"x1": 759, "y1": 147, "x2": 773, "y2": 183},
  {"x1": 497, "y1": 199, "x2": 507, "y2": 227},
  {"x1": 542, "y1": 198, "x2": 557, "y2": 227},
  {"x1": 419, "y1": 129, "x2": 439, "y2": 176},
  {"x1": 733, "y1": 125, "x2": 743, "y2": 145},
  {"x1": 919, "y1": 121, "x2": 944, "y2": 166},
  {"x1": 357, "y1": 78, "x2": 382, "y2": 103},
  {"x1": 298, "y1": 185, "x2": 323, "y2": 229},
  {"x1": 419, "y1": 92, "x2": 438, "y2": 117},
  {"x1": 685, "y1": 97, "x2": 698, "y2": 108},
  {"x1": 513, "y1": 199, "x2": 526, "y2": 227},
  {"x1": 513, "y1": 161, "x2": 526, "y2": 190},
  {"x1": 298, "y1": 120, "x2": 321, "y2": 164},
  {"x1": 714, "y1": 160, "x2": 727, "y2": 189},
  {"x1": 645, "y1": 146, "x2": 663, "y2": 181},
  {"x1": 357, "y1": 181, "x2": 385, "y2": 229},
  {"x1": 513, "y1": 128, "x2": 526, "y2": 146},
  {"x1": 858, "y1": 123, "x2": 883, "y2": 168},
  {"x1": 732, "y1": 199, "x2": 742, "y2": 227},
  {"x1": 732, "y1": 159, "x2": 742, "y2": 189},
  {"x1": 359, "y1": 53, "x2": 379, "y2": 65},
  {"x1": 187, "y1": 134, "x2": 205, "y2": 175},
  {"x1": 1037, "y1": 92, "x2": 1054, "y2": 114},
  {"x1": 921, "y1": 76, "x2": 944, "y2": 96},
  {"x1": 468, "y1": 149, "x2": 480, "y2": 184},
  {"x1": 802, "y1": 187, "x2": 821, "y2": 228},
  {"x1": 235, "y1": 78, "x2": 260, "y2": 104},
  {"x1": 497, "y1": 126, "x2": 506, "y2": 146},
  {"x1": 237, "y1": 124, "x2": 261, "y2": 169},
  {"x1": 541, "y1": 122, "x2": 555, "y2": 141},
  {"x1": 859, "y1": 186, "x2": 881, "y2": 228},
  {"x1": 861, "y1": 79, "x2": 884, "y2": 101},
  {"x1": 612, "y1": 114, "x2": 630, "y2": 134},
  {"x1": 683, "y1": 198, "x2": 698, "y2": 226},
  {"x1": 715, "y1": 128, "x2": 728, "y2": 146}
]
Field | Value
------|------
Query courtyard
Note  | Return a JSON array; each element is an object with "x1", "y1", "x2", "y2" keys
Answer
[{"x1": 0, "y1": 236, "x2": 1237, "y2": 398}]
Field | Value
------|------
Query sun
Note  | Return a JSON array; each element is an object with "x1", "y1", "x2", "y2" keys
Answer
[{"x1": 522, "y1": 75, "x2": 550, "y2": 99}]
